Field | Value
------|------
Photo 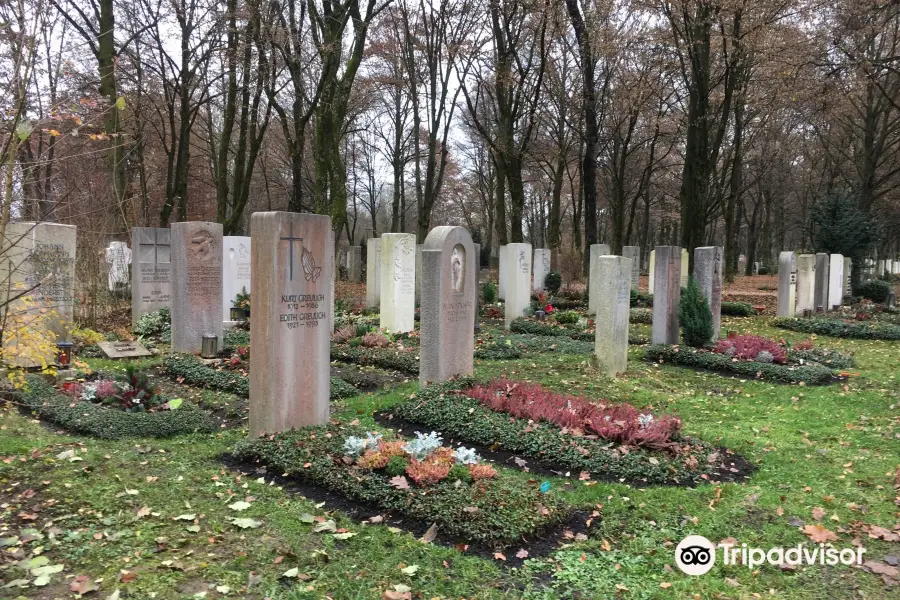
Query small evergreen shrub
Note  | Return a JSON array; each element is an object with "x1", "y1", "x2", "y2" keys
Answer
[
  {"x1": 630, "y1": 290, "x2": 653, "y2": 307},
  {"x1": 721, "y1": 302, "x2": 754, "y2": 316},
  {"x1": 223, "y1": 329, "x2": 250, "y2": 349},
  {"x1": 856, "y1": 279, "x2": 892, "y2": 303},
  {"x1": 772, "y1": 316, "x2": 900, "y2": 340},
  {"x1": 679, "y1": 277, "x2": 714, "y2": 347},
  {"x1": 757, "y1": 266, "x2": 770, "y2": 275},
  {"x1": 482, "y1": 280, "x2": 498, "y2": 304},
  {"x1": 134, "y1": 308, "x2": 171, "y2": 339},
  {"x1": 629, "y1": 308, "x2": 653, "y2": 324},
  {"x1": 553, "y1": 310, "x2": 580, "y2": 325},
  {"x1": 544, "y1": 271, "x2": 562, "y2": 294}
]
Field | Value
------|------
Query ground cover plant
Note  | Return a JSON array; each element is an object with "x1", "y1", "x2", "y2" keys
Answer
[
  {"x1": 382, "y1": 379, "x2": 737, "y2": 486},
  {"x1": 772, "y1": 316, "x2": 900, "y2": 340},
  {"x1": 232, "y1": 423, "x2": 570, "y2": 549}
]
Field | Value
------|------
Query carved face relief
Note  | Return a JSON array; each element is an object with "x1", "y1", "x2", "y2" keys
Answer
[
  {"x1": 450, "y1": 245, "x2": 465, "y2": 293},
  {"x1": 190, "y1": 230, "x2": 215, "y2": 261}
]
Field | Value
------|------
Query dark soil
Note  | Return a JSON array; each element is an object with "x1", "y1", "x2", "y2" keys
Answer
[
  {"x1": 329, "y1": 364, "x2": 411, "y2": 391},
  {"x1": 373, "y1": 410, "x2": 755, "y2": 488},
  {"x1": 221, "y1": 453, "x2": 594, "y2": 568}
]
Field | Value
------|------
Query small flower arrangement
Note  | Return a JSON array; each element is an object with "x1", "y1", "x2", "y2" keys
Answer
[
  {"x1": 232, "y1": 287, "x2": 251, "y2": 311},
  {"x1": 62, "y1": 366, "x2": 164, "y2": 413},
  {"x1": 713, "y1": 334, "x2": 787, "y2": 364},
  {"x1": 343, "y1": 431, "x2": 495, "y2": 485}
]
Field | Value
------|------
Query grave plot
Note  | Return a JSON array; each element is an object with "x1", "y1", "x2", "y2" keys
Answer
[{"x1": 376, "y1": 379, "x2": 752, "y2": 487}]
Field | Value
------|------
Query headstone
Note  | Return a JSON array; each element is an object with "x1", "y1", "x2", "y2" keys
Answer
[
  {"x1": 777, "y1": 251, "x2": 797, "y2": 317},
  {"x1": 648, "y1": 249, "x2": 656, "y2": 295},
  {"x1": 503, "y1": 243, "x2": 532, "y2": 329},
  {"x1": 97, "y1": 340, "x2": 153, "y2": 359},
  {"x1": 738, "y1": 254, "x2": 747, "y2": 274},
  {"x1": 415, "y1": 243, "x2": 423, "y2": 302},
  {"x1": 651, "y1": 246, "x2": 681, "y2": 345},
  {"x1": 828, "y1": 254, "x2": 844, "y2": 310},
  {"x1": 594, "y1": 255, "x2": 631, "y2": 377},
  {"x1": 814, "y1": 253, "x2": 829, "y2": 312},
  {"x1": 498, "y1": 245, "x2": 507, "y2": 299},
  {"x1": 752, "y1": 262, "x2": 760, "y2": 275},
  {"x1": 249, "y1": 212, "x2": 333, "y2": 437},
  {"x1": 844, "y1": 258, "x2": 852, "y2": 297},
  {"x1": 105, "y1": 241, "x2": 131, "y2": 292},
  {"x1": 588, "y1": 244, "x2": 611, "y2": 314},
  {"x1": 877, "y1": 260, "x2": 885, "y2": 277},
  {"x1": 222, "y1": 236, "x2": 251, "y2": 324},
  {"x1": 419, "y1": 226, "x2": 476, "y2": 384},
  {"x1": 796, "y1": 254, "x2": 816, "y2": 314},
  {"x1": 888, "y1": 291, "x2": 897, "y2": 308},
  {"x1": 131, "y1": 227, "x2": 172, "y2": 330},
  {"x1": 681, "y1": 248, "x2": 689, "y2": 287},
  {"x1": 0, "y1": 222, "x2": 76, "y2": 366},
  {"x1": 887, "y1": 259, "x2": 894, "y2": 276},
  {"x1": 474, "y1": 243, "x2": 481, "y2": 270},
  {"x1": 380, "y1": 233, "x2": 416, "y2": 333},
  {"x1": 348, "y1": 245, "x2": 362, "y2": 282},
  {"x1": 365, "y1": 237, "x2": 380, "y2": 308},
  {"x1": 171, "y1": 222, "x2": 223, "y2": 354},
  {"x1": 622, "y1": 246, "x2": 640, "y2": 289},
  {"x1": 533, "y1": 248, "x2": 551, "y2": 293},
  {"x1": 693, "y1": 246, "x2": 723, "y2": 341}
]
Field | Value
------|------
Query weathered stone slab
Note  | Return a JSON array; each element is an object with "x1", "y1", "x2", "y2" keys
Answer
[
  {"x1": 651, "y1": 246, "x2": 681, "y2": 345},
  {"x1": 877, "y1": 260, "x2": 885, "y2": 277},
  {"x1": 533, "y1": 248, "x2": 551, "y2": 292},
  {"x1": 419, "y1": 226, "x2": 476, "y2": 384},
  {"x1": 98, "y1": 341, "x2": 153, "y2": 359},
  {"x1": 105, "y1": 241, "x2": 131, "y2": 292},
  {"x1": 222, "y1": 236, "x2": 251, "y2": 324},
  {"x1": 594, "y1": 255, "x2": 631, "y2": 377},
  {"x1": 249, "y1": 212, "x2": 333, "y2": 437},
  {"x1": 828, "y1": 254, "x2": 844, "y2": 310},
  {"x1": 1, "y1": 222, "x2": 77, "y2": 366},
  {"x1": 796, "y1": 254, "x2": 816, "y2": 314},
  {"x1": 366, "y1": 237, "x2": 380, "y2": 308},
  {"x1": 777, "y1": 251, "x2": 797, "y2": 317},
  {"x1": 415, "y1": 243, "x2": 423, "y2": 302},
  {"x1": 348, "y1": 246, "x2": 362, "y2": 282},
  {"x1": 131, "y1": 227, "x2": 171, "y2": 329},
  {"x1": 648, "y1": 249, "x2": 656, "y2": 295},
  {"x1": 693, "y1": 246, "x2": 723, "y2": 341},
  {"x1": 681, "y1": 248, "x2": 690, "y2": 287},
  {"x1": 380, "y1": 233, "x2": 416, "y2": 333},
  {"x1": 171, "y1": 222, "x2": 223, "y2": 354},
  {"x1": 504, "y1": 243, "x2": 532, "y2": 329},
  {"x1": 844, "y1": 258, "x2": 852, "y2": 297},
  {"x1": 498, "y1": 245, "x2": 507, "y2": 299},
  {"x1": 814, "y1": 253, "x2": 829, "y2": 312},
  {"x1": 622, "y1": 246, "x2": 640, "y2": 289},
  {"x1": 588, "y1": 244, "x2": 611, "y2": 314}
]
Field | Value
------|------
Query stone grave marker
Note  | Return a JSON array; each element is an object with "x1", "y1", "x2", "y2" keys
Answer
[
  {"x1": 380, "y1": 233, "x2": 416, "y2": 333},
  {"x1": 648, "y1": 249, "x2": 656, "y2": 295},
  {"x1": 249, "y1": 212, "x2": 333, "y2": 436},
  {"x1": 504, "y1": 243, "x2": 532, "y2": 329},
  {"x1": 222, "y1": 236, "x2": 251, "y2": 324},
  {"x1": 694, "y1": 246, "x2": 723, "y2": 341},
  {"x1": 98, "y1": 341, "x2": 153, "y2": 359},
  {"x1": 105, "y1": 241, "x2": 131, "y2": 292},
  {"x1": 777, "y1": 251, "x2": 797, "y2": 317},
  {"x1": 366, "y1": 237, "x2": 380, "y2": 308},
  {"x1": 651, "y1": 246, "x2": 681, "y2": 345},
  {"x1": 498, "y1": 245, "x2": 507, "y2": 299},
  {"x1": 171, "y1": 222, "x2": 223, "y2": 354},
  {"x1": 348, "y1": 246, "x2": 362, "y2": 282},
  {"x1": 594, "y1": 255, "x2": 631, "y2": 377},
  {"x1": 588, "y1": 244, "x2": 611, "y2": 314},
  {"x1": 533, "y1": 248, "x2": 551, "y2": 292},
  {"x1": 415, "y1": 243, "x2": 424, "y2": 302},
  {"x1": 828, "y1": 254, "x2": 844, "y2": 311},
  {"x1": 419, "y1": 226, "x2": 476, "y2": 384},
  {"x1": 131, "y1": 227, "x2": 172, "y2": 330},
  {"x1": 623, "y1": 246, "x2": 640, "y2": 289},
  {"x1": 844, "y1": 258, "x2": 852, "y2": 297},
  {"x1": 681, "y1": 248, "x2": 690, "y2": 287},
  {"x1": 796, "y1": 254, "x2": 816, "y2": 315},
  {"x1": 814, "y1": 253, "x2": 830, "y2": 312}
]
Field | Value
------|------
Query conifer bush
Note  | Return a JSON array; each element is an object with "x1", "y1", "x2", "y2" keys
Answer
[{"x1": 679, "y1": 277, "x2": 714, "y2": 347}]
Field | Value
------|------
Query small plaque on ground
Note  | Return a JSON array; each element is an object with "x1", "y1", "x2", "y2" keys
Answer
[{"x1": 97, "y1": 341, "x2": 153, "y2": 359}]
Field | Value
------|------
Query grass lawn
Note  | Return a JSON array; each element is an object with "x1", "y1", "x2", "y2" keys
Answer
[{"x1": 1, "y1": 315, "x2": 899, "y2": 599}]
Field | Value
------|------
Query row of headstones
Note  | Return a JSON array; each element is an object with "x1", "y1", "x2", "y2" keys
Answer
[{"x1": 775, "y1": 252, "x2": 855, "y2": 317}]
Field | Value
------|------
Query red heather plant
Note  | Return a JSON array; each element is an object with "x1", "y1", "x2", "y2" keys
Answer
[
  {"x1": 331, "y1": 326, "x2": 356, "y2": 344},
  {"x1": 465, "y1": 380, "x2": 681, "y2": 451},
  {"x1": 467, "y1": 464, "x2": 498, "y2": 481},
  {"x1": 356, "y1": 441, "x2": 406, "y2": 469},
  {"x1": 406, "y1": 460, "x2": 451, "y2": 485},
  {"x1": 713, "y1": 335, "x2": 787, "y2": 364},
  {"x1": 361, "y1": 331, "x2": 391, "y2": 348},
  {"x1": 94, "y1": 380, "x2": 119, "y2": 400}
]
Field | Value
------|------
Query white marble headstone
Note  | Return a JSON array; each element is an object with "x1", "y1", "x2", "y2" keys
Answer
[{"x1": 222, "y1": 236, "x2": 251, "y2": 324}]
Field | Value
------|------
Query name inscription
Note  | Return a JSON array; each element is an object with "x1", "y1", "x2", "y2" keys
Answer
[{"x1": 279, "y1": 293, "x2": 327, "y2": 330}]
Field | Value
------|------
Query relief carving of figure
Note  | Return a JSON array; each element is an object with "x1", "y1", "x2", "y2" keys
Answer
[
  {"x1": 190, "y1": 230, "x2": 215, "y2": 261},
  {"x1": 450, "y1": 246, "x2": 464, "y2": 293}
]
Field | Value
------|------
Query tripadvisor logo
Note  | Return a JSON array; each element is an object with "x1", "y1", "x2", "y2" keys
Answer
[{"x1": 675, "y1": 535, "x2": 716, "y2": 575}]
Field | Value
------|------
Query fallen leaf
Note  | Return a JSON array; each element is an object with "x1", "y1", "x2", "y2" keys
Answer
[
  {"x1": 812, "y1": 507, "x2": 826, "y2": 521},
  {"x1": 515, "y1": 549, "x2": 529, "y2": 559},
  {"x1": 493, "y1": 552, "x2": 506, "y2": 561},
  {"x1": 312, "y1": 520, "x2": 336, "y2": 533},
  {"x1": 420, "y1": 523, "x2": 438, "y2": 544},
  {"x1": 174, "y1": 514, "x2": 196, "y2": 521},
  {"x1": 803, "y1": 524, "x2": 838, "y2": 543},
  {"x1": 389, "y1": 476, "x2": 410, "y2": 490},
  {"x1": 229, "y1": 518, "x2": 262, "y2": 529},
  {"x1": 228, "y1": 501, "x2": 252, "y2": 511},
  {"x1": 400, "y1": 564, "x2": 419, "y2": 575}
]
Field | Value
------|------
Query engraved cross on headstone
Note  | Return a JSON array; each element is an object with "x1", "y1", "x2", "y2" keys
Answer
[
  {"x1": 280, "y1": 220, "x2": 303, "y2": 281},
  {"x1": 140, "y1": 229, "x2": 170, "y2": 266}
]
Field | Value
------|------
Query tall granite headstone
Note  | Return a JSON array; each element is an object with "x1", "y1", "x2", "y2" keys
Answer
[
  {"x1": 249, "y1": 212, "x2": 333, "y2": 436},
  {"x1": 622, "y1": 246, "x2": 640, "y2": 289},
  {"x1": 105, "y1": 241, "x2": 131, "y2": 292},
  {"x1": 844, "y1": 258, "x2": 852, "y2": 297},
  {"x1": 594, "y1": 255, "x2": 631, "y2": 377},
  {"x1": 588, "y1": 244, "x2": 611, "y2": 314},
  {"x1": 877, "y1": 260, "x2": 885, "y2": 277},
  {"x1": 419, "y1": 226, "x2": 476, "y2": 384},
  {"x1": 1, "y1": 223, "x2": 77, "y2": 366},
  {"x1": 533, "y1": 248, "x2": 551, "y2": 292},
  {"x1": 814, "y1": 253, "x2": 830, "y2": 312},
  {"x1": 222, "y1": 236, "x2": 251, "y2": 324},
  {"x1": 796, "y1": 254, "x2": 816, "y2": 315},
  {"x1": 171, "y1": 222, "x2": 223, "y2": 353},
  {"x1": 648, "y1": 249, "x2": 656, "y2": 295},
  {"x1": 681, "y1": 248, "x2": 690, "y2": 287},
  {"x1": 348, "y1": 246, "x2": 362, "y2": 282},
  {"x1": 651, "y1": 246, "x2": 681, "y2": 345},
  {"x1": 693, "y1": 246, "x2": 723, "y2": 341},
  {"x1": 777, "y1": 251, "x2": 797, "y2": 317},
  {"x1": 415, "y1": 243, "x2": 424, "y2": 302},
  {"x1": 828, "y1": 254, "x2": 844, "y2": 311},
  {"x1": 504, "y1": 243, "x2": 532, "y2": 329},
  {"x1": 131, "y1": 227, "x2": 172, "y2": 329},
  {"x1": 498, "y1": 245, "x2": 508, "y2": 300},
  {"x1": 380, "y1": 233, "x2": 416, "y2": 333},
  {"x1": 366, "y1": 237, "x2": 381, "y2": 308}
]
